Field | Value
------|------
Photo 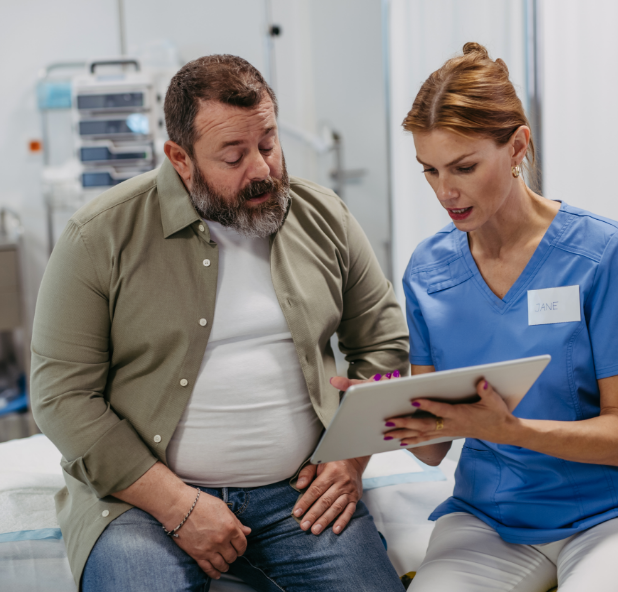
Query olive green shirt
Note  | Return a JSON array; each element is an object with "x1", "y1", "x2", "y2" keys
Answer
[{"x1": 30, "y1": 158, "x2": 409, "y2": 586}]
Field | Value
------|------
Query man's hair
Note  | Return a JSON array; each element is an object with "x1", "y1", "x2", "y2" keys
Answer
[{"x1": 164, "y1": 54, "x2": 278, "y2": 157}]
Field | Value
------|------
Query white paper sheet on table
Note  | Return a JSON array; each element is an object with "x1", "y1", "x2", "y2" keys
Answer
[{"x1": 362, "y1": 450, "x2": 445, "y2": 490}]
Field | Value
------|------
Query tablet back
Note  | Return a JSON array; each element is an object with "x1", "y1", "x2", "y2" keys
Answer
[{"x1": 310, "y1": 355, "x2": 550, "y2": 464}]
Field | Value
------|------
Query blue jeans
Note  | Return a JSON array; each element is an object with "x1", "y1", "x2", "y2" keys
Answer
[{"x1": 82, "y1": 479, "x2": 405, "y2": 592}]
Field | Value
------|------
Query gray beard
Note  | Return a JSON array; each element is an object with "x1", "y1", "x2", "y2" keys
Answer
[{"x1": 189, "y1": 157, "x2": 290, "y2": 239}]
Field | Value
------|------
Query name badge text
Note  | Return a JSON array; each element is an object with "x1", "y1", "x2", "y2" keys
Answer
[{"x1": 527, "y1": 286, "x2": 580, "y2": 326}]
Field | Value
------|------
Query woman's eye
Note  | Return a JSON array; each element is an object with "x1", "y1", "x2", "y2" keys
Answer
[
  {"x1": 457, "y1": 164, "x2": 476, "y2": 173},
  {"x1": 422, "y1": 168, "x2": 437, "y2": 175}
]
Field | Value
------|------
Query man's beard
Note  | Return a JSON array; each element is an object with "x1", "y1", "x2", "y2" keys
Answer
[{"x1": 189, "y1": 155, "x2": 290, "y2": 238}]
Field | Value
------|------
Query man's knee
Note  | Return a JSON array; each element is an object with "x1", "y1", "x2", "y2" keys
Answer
[{"x1": 83, "y1": 508, "x2": 207, "y2": 592}]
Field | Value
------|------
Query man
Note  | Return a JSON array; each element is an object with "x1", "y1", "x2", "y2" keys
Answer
[{"x1": 31, "y1": 55, "x2": 409, "y2": 592}]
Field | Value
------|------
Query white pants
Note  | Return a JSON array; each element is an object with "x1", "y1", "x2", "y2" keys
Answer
[{"x1": 409, "y1": 512, "x2": 618, "y2": 592}]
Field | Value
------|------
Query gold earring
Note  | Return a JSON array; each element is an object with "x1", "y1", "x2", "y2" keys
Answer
[{"x1": 512, "y1": 165, "x2": 521, "y2": 178}]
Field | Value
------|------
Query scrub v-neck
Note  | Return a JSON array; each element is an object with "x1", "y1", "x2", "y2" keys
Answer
[{"x1": 458, "y1": 201, "x2": 567, "y2": 314}]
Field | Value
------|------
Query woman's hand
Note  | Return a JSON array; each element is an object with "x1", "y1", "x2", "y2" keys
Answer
[
  {"x1": 330, "y1": 370, "x2": 401, "y2": 393},
  {"x1": 384, "y1": 378, "x2": 519, "y2": 446}
]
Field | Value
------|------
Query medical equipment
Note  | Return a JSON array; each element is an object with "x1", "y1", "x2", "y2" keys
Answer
[
  {"x1": 72, "y1": 60, "x2": 159, "y2": 192},
  {"x1": 38, "y1": 59, "x2": 172, "y2": 253}
]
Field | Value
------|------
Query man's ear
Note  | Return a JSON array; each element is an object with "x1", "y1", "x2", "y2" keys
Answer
[{"x1": 164, "y1": 141, "x2": 193, "y2": 188}]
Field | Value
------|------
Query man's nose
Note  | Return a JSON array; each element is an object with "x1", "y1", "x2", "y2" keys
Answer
[{"x1": 247, "y1": 150, "x2": 271, "y2": 181}]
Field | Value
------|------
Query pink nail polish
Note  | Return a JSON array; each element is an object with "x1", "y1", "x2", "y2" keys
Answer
[
  {"x1": 412, "y1": 401, "x2": 421, "y2": 407},
  {"x1": 373, "y1": 374, "x2": 382, "y2": 381},
  {"x1": 400, "y1": 442, "x2": 408, "y2": 447},
  {"x1": 385, "y1": 421, "x2": 395, "y2": 427},
  {"x1": 386, "y1": 372, "x2": 392, "y2": 379},
  {"x1": 483, "y1": 381, "x2": 488, "y2": 390},
  {"x1": 393, "y1": 370, "x2": 400, "y2": 378},
  {"x1": 384, "y1": 436, "x2": 393, "y2": 441}
]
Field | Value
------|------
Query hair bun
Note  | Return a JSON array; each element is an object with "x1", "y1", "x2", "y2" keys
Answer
[
  {"x1": 462, "y1": 42, "x2": 489, "y2": 59},
  {"x1": 495, "y1": 58, "x2": 510, "y2": 75}
]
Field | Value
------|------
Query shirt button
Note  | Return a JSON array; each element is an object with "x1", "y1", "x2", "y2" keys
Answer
[
  {"x1": 203, "y1": 259, "x2": 211, "y2": 267},
  {"x1": 180, "y1": 379, "x2": 188, "y2": 387},
  {"x1": 102, "y1": 510, "x2": 110, "y2": 518},
  {"x1": 199, "y1": 224, "x2": 205, "y2": 232},
  {"x1": 154, "y1": 435, "x2": 162, "y2": 443},
  {"x1": 199, "y1": 318, "x2": 207, "y2": 326}
]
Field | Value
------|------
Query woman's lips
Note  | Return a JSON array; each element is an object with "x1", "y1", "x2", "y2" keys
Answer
[{"x1": 447, "y1": 206, "x2": 473, "y2": 220}]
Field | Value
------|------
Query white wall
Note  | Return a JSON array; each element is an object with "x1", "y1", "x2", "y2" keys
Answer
[
  {"x1": 542, "y1": 0, "x2": 618, "y2": 219},
  {"x1": 308, "y1": 0, "x2": 392, "y2": 274},
  {"x1": 387, "y1": 0, "x2": 527, "y2": 304}
]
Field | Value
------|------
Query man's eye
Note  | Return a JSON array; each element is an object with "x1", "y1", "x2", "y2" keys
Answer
[
  {"x1": 260, "y1": 146, "x2": 274, "y2": 153},
  {"x1": 226, "y1": 156, "x2": 242, "y2": 165}
]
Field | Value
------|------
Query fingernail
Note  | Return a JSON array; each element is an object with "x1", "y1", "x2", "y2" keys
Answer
[
  {"x1": 334, "y1": 525, "x2": 342, "y2": 534},
  {"x1": 483, "y1": 381, "x2": 488, "y2": 390},
  {"x1": 294, "y1": 508, "x2": 303, "y2": 517},
  {"x1": 400, "y1": 442, "x2": 408, "y2": 447},
  {"x1": 393, "y1": 370, "x2": 401, "y2": 378},
  {"x1": 386, "y1": 372, "x2": 392, "y2": 379},
  {"x1": 373, "y1": 374, "x2": 382, "y2": 381},
  {"x1": 313, "y1": 524, "x2": 323, "y2": 534},
  {"x1": 384, "y1": 436, "x2": 393, "y2": 441},
  {"x1": 301, "y1": 520, "x2": 311, "y2": 529},
  {"x1": 329, "y1": 377, "x2": 335, "y2": 384},
  {"x1": 412, "y1": 401, "x2": 421, "y2": 407},
  {"x1": 385, "y1": 421, "x2": 396, "y2": 427}
]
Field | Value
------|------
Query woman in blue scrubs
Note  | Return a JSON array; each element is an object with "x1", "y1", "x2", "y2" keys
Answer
[{"x1": 337, "y1": 42, "x2": 618, "y2": 591}]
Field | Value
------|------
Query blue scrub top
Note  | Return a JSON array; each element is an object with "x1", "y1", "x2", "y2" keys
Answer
[{"x1": 403, "y1": 202, "x2": 618, "y2": 544}]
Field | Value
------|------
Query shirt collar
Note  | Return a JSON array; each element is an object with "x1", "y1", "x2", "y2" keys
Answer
[{"x1": 157, "y1": 158, "x2": 201, "y2": 239}]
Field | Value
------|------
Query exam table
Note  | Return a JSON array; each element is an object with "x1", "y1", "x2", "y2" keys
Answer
[{"x1": 0, "y1": 435, "x2": 458, "y2": 591}]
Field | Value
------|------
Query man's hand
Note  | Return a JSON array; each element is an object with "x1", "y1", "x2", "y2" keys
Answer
[
  {"x1": 112, "y1": 462, "x2": 251, "y2": 581},
  {"x1": 290, "y1": 372, "x2": 400, "y2": 536},
  {"x1": 292, "y1": 456, "x2": 368, "y2": 535},
  {"x1": 165, "y1": 489, "x2": 252, "y2": 580}
]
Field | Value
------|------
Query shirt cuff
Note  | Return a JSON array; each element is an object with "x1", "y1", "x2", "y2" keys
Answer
[
  {"x1": 595, "y1": 363, "x2": 618, "y2": 381},
  {"x1": 410, "y1": 355, "x2": 433, "y2": 366},
  {"x1": 60, "y1": 419, "x2": 158, "y2": 499}
]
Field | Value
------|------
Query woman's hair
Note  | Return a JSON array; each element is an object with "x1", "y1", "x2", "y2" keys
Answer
[{"x1": 403, "y1": 42, "x2": 537, "y2": 183}]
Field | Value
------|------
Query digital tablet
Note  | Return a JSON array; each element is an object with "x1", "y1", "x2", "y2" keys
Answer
[{"x1": 310, "y1": 355, "x2": 551, "y2": 464}]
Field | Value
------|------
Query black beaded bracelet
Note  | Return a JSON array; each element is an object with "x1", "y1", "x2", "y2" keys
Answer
[{"x1": 162, "y1": 488, "x2": 200, "y2": 538}]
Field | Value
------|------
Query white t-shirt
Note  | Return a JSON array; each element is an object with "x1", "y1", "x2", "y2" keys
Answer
[{"x1": 166, "y1": 221, "x2": 322, "y2": 488}]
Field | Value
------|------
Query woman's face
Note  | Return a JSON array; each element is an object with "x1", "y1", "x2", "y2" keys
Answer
[{"x1": 413, "y1": 128, "x2": 524, "y2": 232}]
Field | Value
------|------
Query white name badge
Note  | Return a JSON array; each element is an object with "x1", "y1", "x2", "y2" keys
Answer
[{"x1": 528, "y1": 285, "x2": 581, "y2": 326}]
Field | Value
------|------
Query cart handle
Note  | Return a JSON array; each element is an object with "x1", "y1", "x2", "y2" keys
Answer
[{"x1": 90, "y1": 59, "x2": 140, "y2": 74}]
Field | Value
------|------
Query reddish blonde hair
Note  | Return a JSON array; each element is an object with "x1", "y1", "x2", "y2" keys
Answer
[{"x1": 403, "y1": 42, "x2": 536, "y2": 179}]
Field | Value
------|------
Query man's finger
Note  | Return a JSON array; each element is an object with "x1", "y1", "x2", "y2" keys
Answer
[
  {"x1": 332, "y1": 501, "x2": 357, "y2": 534},
  {"x1": 198, "y1": 559, "x2": 221, "y2": 580},
  {"x1": 299, "y1": 485, "x2": 341, "y2": 530},
  {"x1": 209, "y1": 553, "x2": 230, "y2": 574},
  {"x1": 220, "y1": 545, "x2": 238, "y2": 565},
  {"x1": 294, "y1": 477, "x2": 332, "y2": 518},
  {"x1": 230, "y1": 529, "x2": 249, "y2": 556},
  {"x1": 309, "y1": 494, "x2": 351, "y2": 535},
  {"x1": 296, "y1": 463, "x2": 317, "y2": 490}
]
